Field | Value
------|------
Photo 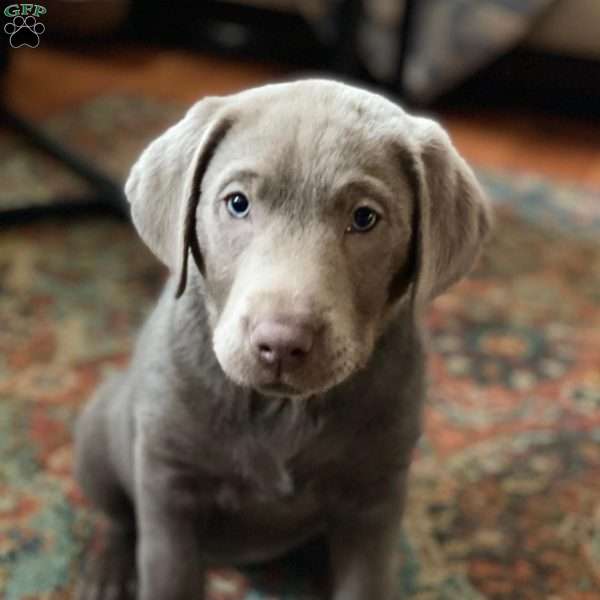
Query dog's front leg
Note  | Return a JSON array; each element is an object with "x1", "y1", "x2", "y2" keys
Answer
[
  {"x1": 135, "y1": 437, "x2": 205, "y2": 600},
  {"x1": 328, "y1": 473, "x2": 408, "y2": 600}
]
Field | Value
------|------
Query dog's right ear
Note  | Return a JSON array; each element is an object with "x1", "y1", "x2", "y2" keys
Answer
[{"x1": 124, "y1": 97, "x2": 233, "y2": 297}]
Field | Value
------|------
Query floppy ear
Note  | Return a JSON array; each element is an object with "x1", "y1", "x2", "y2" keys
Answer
[
  {"x1": 124, "y1": 98, "x2": 233, "y2": 298},
  {"x1": 406, "y1": 116, "x2": 492, "y2": 306}
]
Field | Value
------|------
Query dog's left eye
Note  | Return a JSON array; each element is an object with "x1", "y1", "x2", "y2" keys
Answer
[
  {"x1": 348, "y1": 206, "x2": 379, "y2": 233},
  {"x1": 225, "y1": 193, "x2": 250, "y2": 218}
]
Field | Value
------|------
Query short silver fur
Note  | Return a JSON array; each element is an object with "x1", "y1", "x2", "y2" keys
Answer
[{"x1": 74, "y1": 79, "x2": 491, "y2": 600}]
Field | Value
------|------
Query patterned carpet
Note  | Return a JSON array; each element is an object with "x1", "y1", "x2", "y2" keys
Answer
[{"x1": 1, "y1": 96, "x2": 599, "y2": 599}]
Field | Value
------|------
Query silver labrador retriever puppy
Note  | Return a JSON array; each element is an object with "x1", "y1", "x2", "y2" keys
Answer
[{"x1": 74, "y1": 79, "x2": 491, "y2": 600}]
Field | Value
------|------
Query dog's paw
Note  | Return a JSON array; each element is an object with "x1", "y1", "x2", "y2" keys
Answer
[{"x1": 76, "y1": 534, "x2": 136, "y2": 600}]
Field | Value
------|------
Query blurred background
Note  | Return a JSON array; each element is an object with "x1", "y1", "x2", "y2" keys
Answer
[{"x1": 1, "y1": 1, "x2": 599, "y2": 599}]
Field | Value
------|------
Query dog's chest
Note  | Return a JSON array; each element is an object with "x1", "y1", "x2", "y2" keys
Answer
[
  {"x1": 155, "y1": 391, "x2": 397, "y2": 524},
  {"x1": 199, "y1": 444, "x2": 326, "y2": 564},
  {"x1": 167, "y1": 397, "x2": 353, "y2": 514},
  {"x1": 148, "y1": 413, "x2": 331, "y2": 563},
  {"x1": 206, "y1": 406, "x2": 330, "y2": 510},
  {"x1": 211, "y1": 437, "x2": 297, "y2": 510}
]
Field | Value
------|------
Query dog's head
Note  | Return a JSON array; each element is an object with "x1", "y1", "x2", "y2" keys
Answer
[{"x1": 125, "y1": 80, "x2": 491, "y2": 398}]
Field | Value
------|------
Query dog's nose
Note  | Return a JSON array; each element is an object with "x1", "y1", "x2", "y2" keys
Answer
[{"x1": 251, "y1": 319, "x2": 315, "y2": 371}]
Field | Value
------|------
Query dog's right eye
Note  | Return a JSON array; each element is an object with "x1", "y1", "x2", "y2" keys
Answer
[{"x1": 225, "y1": 193, "x2": 250, "y2": 218}]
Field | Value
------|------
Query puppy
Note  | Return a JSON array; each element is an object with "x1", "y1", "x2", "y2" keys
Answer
[{"x1": 74, "y1": 79, "x2": 491, "y2": 600}]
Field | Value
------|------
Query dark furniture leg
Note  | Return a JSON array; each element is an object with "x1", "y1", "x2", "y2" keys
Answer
[{"x1": 0, "y1": 103, "x2": 128, "y2": 224}]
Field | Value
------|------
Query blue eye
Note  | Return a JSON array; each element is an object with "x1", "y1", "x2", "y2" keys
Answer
[
  {"x1": 226, "y1": 193, "x2": 250, "y2": 218},
  {"x1": 349, "y1": 206, "x2": 378, "y2": 233}
]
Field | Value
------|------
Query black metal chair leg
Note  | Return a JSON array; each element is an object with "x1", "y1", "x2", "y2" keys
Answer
[{"x1": 0, "y1": 103, "x2": 129, "y2": 223}]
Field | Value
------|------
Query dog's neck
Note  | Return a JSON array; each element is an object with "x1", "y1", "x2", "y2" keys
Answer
[{"x1": 133, "y1": 275, "x2": 424, "y2": 503}]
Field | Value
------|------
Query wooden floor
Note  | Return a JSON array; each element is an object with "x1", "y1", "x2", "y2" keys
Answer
[{"x1": 4, "y1": 44, "x2": 600, "y2": 188}]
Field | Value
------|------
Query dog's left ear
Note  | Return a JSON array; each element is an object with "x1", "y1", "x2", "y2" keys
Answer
[
  {"x1": 124, "y1": 98, "x2": 233, "y2": 298},
  {"x1": 404, "y1": 116, "x2": 493, "y2": 307}
]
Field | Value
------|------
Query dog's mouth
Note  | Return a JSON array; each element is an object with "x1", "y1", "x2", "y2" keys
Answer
[{"x1": 214, "y1": 321, "x2": 365, "y2": 399}]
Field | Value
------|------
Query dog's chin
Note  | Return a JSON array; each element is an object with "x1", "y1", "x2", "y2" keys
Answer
[
  {"x1": 220, "y1": 364, "x2": 339, "y2": 399},
  {"x1": 248, "y1": 370, "x2": 353, "y2": 400},
  {"x1": 255, "y1": 382, "x2": 309, "y2": 399},
  {"x1": 215, "y1": 344, "x2": 365, "y2": 399}
]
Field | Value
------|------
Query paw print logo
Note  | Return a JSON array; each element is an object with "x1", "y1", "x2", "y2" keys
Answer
[{"x1": 4, "y1": 15, "x2": 45, "y2": 48}]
